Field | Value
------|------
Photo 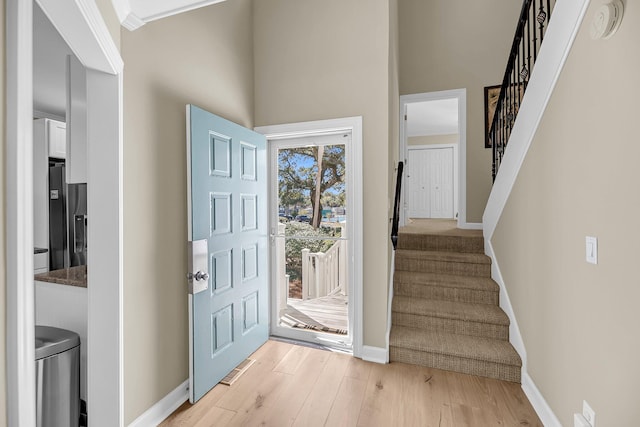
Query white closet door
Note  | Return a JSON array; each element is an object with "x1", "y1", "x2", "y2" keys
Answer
[{"x1": 407, "y1": 147, "x2": 454, "y2": 219}]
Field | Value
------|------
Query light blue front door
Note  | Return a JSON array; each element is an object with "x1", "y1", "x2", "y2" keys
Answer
[{"x1": 187, "y1": 105, "x2": 268, "y2": 403}]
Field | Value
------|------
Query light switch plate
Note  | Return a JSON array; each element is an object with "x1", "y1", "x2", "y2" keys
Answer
[
  {"x1": 575, "y1": 413, "x2": 591, "y2": 427},
  {"x1": 586, "y1": 236, "x2": 598, "y2": 265}
]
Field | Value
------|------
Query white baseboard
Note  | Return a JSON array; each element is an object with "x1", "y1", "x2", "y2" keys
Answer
[
  {"x1": 128, "y1": 380, "x2": 188, "y2": 427},
  {"x1": 361, "y1": 345, "x2": 387, "y2": 364},
  {"x1": 522, "y1": 372, "x2": 562, "y2": 427},
  {"x1": 485, "y1": 242, "x2": 558, "y2": 426},
  {"x1": 484, "y1": 240, "x2": 527, "y2": 368}
]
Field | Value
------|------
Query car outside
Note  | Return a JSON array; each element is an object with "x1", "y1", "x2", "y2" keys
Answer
[{"x1": 295, "y1": 215, "x2": 311, "y2": 223}]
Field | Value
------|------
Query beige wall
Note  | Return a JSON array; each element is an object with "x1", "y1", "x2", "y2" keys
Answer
[
  {"x1": 254, "y1": 0, "x2": 392, "y2": 349},
  {"x1": 121, "y1": 1, "x2": 254, "y2": 422},
  {"x1": 0, "y1": 0, "x2": 6, "y2": 422},
  {"x1": 408, "y1": 133, "x2": 457, "y2": 146},
  {"x1": 492, "y1": 1, "x2": 640, "y2": 425},
  {"x1": 399, "y1": 0, "x2": 521, "y2": 222},
  {"x1": 95, "y1": 0, "x2": 121, "y2": 48},
  {"x1": 388, "y1": 0, "x2": 399, "y2": 269}
]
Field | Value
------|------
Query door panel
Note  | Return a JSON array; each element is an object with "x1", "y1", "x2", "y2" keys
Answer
[
  {"x1": 407, "y1": 147, "x2": 454, "y2": 219},
  {"x1": 407, "y1": 149, "x2": 430, "y2": 218},
  {"x1": 430, "y1": 148, "x2": 453, "y2": 218},
  {"x1": 187, "y1": 105, "x2": 268, "y2": 403}
]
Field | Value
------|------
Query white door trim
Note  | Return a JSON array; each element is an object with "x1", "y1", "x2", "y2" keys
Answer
[
  {"x1": 400, "y1": 89, "x2": 468, "y2": 228},
  {"x1": 6, "y1": 1, "x2": 37, "y2": 424},
  {"x1": 7, "y1": 0, "x2": 124, "y2": 424},
  {"x1": 406, "y1": 144, "x2": 458, "y2": 220},
  {"x1": 255, "y1": 117, "x2": 364, "y2": 358}
]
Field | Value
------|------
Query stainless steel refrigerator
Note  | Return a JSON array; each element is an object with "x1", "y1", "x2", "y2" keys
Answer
[
  {"x1": 48, "y1": 161, "x2": 87, "y2": 270},
  {"x1": 67, "y1": 183, "x2": 87, "y2": 267},
  {"x1": 48, "y1": 162, "x2": 67, "y2": 270}
]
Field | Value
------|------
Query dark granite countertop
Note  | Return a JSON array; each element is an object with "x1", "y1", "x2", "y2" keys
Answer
[
  {"x1": 34, "y1": 247, "x2": 48, "y2": 254},
  {"x1": 35, "y1": 265, "x2": 87, "y2": 288}
]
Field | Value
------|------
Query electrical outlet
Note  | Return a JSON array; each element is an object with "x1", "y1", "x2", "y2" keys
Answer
[{"x1": 583, "y1": 400, "x2": 596, "y2": 426}]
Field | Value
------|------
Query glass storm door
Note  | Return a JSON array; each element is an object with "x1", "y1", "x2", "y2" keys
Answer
[
  {"x1": 269, "y1": 133, "x2": 351, "y2": 350},
  {"x1": 187, "y1": 105, "x2": 268, "y2": 403}
]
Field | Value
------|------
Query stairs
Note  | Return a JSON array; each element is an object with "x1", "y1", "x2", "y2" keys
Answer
[{"x1": 389, "y1": 223, "x2": 522, "y2": 382}]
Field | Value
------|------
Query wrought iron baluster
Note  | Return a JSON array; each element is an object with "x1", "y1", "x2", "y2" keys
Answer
[
  {"x1": 538, "y1": 1, "x2": 547, "y2": 43},
  {"x1": 531, "y1": 1, "x2": 538, "y2": 62},
  {"x1": 489, "y1": 0, "x2": 555, "y2": 181}
]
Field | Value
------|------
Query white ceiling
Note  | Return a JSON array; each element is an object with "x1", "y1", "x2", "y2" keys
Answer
[
  {"x1": 33, "y1": 3, "x2": 75, "y2": 119},
  {"x1": 406, "y1": 98, "x2": 459, "y2": 137}
]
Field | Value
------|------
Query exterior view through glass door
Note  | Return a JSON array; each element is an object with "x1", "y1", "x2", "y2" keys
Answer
[{"x1": 270, "y1": 133, "x2": 351, "y2": 350}]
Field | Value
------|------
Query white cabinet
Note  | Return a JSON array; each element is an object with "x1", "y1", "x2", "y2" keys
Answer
[
  {"x1": 34, "y1": 118, "x2": 67, "y2": 159},
  {"x1": 34, "y1": 253, "x2": 49, "y2": 274},
  {"x1": 66, "y1": 55, "x2": 88, "y2": 184},
  {"x1": 48, "y1": 120, "x2": 67, "y2": 159}
]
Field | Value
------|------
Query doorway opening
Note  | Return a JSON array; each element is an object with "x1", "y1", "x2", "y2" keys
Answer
[
  {"x1": 272, "y1": 134, "x2": 349, "y2": 341},
  {"x1": 400, "y1": 90, "x2": 472, "y2": 228},
  {"x1": 256, "y1": 117, "x2": 363, "y2": 356},
  {"x1": 7, "y1": 0, "x2": 123, "y2": 423}
]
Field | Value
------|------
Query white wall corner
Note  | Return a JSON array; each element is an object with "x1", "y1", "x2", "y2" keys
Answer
[
  {"x1": 361, "y1": 346, "x2": 388, "y2": 364},
  {"x1": 482, "y1": 0, "x2": 591, "y2": 240},
  {"x1": 522, "y1": 372, "x2": 562, "y2": 427},
  {"x1": 128, "y1": 380, "x2": 189, "y2": 427}
]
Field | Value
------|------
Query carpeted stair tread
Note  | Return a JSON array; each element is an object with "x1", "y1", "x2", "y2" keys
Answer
[
  {"x1": 392, "y1": 296, "x2": 509, "y2": 326},
  {"x1": 394, "y1": 271, "x2": 499, "y2": 305},
  {"x1": 394, "y1": 271, "x2": 499, "y2": 292},
  {"x1": 398, "y1": 232, "x2": 484, "y2": 254},
  {"x1": 395, "y1": 249, "x2": 492, "y2": 277},
  {"x1": 389, "y1": 326, "x2": 521, "y2": 367},
  {"x1": 395, "y1": 249, "x2": 491, "y2": 265}
]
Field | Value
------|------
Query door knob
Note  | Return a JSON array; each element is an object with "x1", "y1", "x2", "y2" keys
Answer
[
  {"x1": 187, "y1": 271, "x2": 209, "y2": 281},
  {"x1": 195, "y1": 271, "x2": 209, "y2": 281}
]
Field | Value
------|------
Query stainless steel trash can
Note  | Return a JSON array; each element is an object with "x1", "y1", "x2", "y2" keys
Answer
[{"x1": 35, "y1": 326, "x2": 80, "y2": 427}]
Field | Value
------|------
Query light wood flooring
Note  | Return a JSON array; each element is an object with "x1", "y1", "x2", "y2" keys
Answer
[
  {"x1": 161, "y1": 340, "x2": 542, "y2": 427},
  {"x1": 280, "y1": 294, "x2": 348, "y2": 333}
]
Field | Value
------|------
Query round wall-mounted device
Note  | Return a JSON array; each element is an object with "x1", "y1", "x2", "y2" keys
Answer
[{"x1": 590, "y1": 0, "x2": 624, "y2": 40}]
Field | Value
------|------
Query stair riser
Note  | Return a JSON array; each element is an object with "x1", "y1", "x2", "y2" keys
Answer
[
  {"x1": 398, "y1": 235, "x2": 484, "y2": 254},
  {"x1": 395, "y1": 258, "x2": 491, "y2": 277},
  {"x1": 389, "y1": 346, "x2": 521, "y2": 383},
  {"x1": 392, "y1": 312, "x2": 508, "y2": 340},
  {"x1": 394, "y1": 282, "x2": 499, "y2": 305}
]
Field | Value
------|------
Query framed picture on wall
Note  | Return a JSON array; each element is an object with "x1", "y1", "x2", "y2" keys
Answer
[
  {"x1": 484, "y1": 85, "x2": 501, "y2": 148},
  {"x1": 484, "y1": 83, "x2": 525, "y2": 148}
]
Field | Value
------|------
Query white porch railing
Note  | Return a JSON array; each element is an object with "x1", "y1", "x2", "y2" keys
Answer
[{"x1": 301, "y1": 226, "x2": 347, "y2": 300}]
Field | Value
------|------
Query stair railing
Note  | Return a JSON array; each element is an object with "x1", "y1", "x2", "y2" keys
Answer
[
  {"x1": 391, "y1": 161, "x2": 404, "y2": 250},
  {"x1": 490, "y1": 0, "x2": 556, "y2": 181}
]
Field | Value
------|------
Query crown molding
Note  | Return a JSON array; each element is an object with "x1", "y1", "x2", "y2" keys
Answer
[{"x1": 113, "y1": 0, "x2": 228, "y2": 31}]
